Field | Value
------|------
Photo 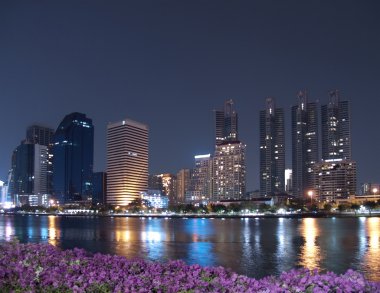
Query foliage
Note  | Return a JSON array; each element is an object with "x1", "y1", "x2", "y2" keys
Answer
[{"x1": 0, "y1": 242, "x2": 379, "y2": 292}]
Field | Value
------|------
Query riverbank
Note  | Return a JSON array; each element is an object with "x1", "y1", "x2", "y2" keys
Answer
[{"x1": 1, "y1": 210, "x2": 380, "y2": 218}]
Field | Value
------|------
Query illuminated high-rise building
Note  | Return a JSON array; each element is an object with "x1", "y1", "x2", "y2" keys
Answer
[
  {"x1": 106, "y1": 118, "x2": 148, "y2": 206},
  {"x1": 176, "y1": 169, "x2": 192, "y2": 204},
  {"x1": 52, "y1": 112, "x2": 94, "y2": 204},
  {"x1": 149, "y1": 173, "x2": 177, "y2": 205},
  {"x1": 187, "y1": 154, "x2": 213, "y2": 202},
  {"x1": 259, "y1": 97, "x2": 285, "y2": 197},
  {"x1": 10, "y1": 141, "x2": 49, "y2": 205},
  {"x1": 213, "y1": 141, "x2": 246, "y2": 200},
  {"x1": 313, "y1": 159, "x2": 356, "y2": 200},
  {"x1": 26, "y1": 125, "x2": 54, "y2": 195},
  {"x1": 321, "y1": 90, "x2": 351, "y2": 161},
  {"x1": 291, "y1": 91, "x2": 319, "y2": 198},
  {"x1": 215, "y1": 99, "x2": 238, "y2": 145}
]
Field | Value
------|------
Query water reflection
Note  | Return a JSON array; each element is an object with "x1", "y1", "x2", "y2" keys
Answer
[
  {"x1": 299, "y1": 218, "x2": 321, "y2": 270},
  {"x1": 1, "y1": 215, "x2": 380, "y2": 281},
  {"x1": 362, "y1": 217, "x2": 380, "y2": 280},
  {"x1": 48, "y1": 216, "x2": 59, "y2": 246}
]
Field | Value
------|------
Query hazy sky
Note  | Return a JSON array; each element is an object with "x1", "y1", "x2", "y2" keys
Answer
[{"x1": 1, "y1": 1, "x2": 379, "y2": 190}]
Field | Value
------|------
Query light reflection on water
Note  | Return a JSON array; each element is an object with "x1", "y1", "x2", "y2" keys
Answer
[
  {"x1": 299, "y1": 218, "x2": 321, "y2": 270},
  {"x1": 1, "y1": 214, "x2": 380, "y2": 281}
]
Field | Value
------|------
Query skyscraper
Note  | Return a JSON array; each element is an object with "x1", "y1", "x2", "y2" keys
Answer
[
  {"x1": 187, "y1": 154, "x2": 213, "y2": 203},
  {"x1": 26, "y1": 124, "x2": 54, "y2": 195},
  {"x1": 52, "y1": 112, "x2": 94, "y2": 204},
  {"x1": 213, "y1": 141, "x2": 246, "y2": 200},
  {"x1": 92, "y1": 172, "x2": 107, "y2": 205},
  {"x1": 10, "y1": 141, "x2": 49, "y2": 206},
  {"x1": 259, "y1": 97, "x2": 285, "y2": 197},
  {"x1": 176, "y1": 168, "x2": 192, "y2": 204},
  {"x1": 26, "y1": 125, "x2": 54, "y2": 146},
  {"x1": 321, "y1": 90, "x2": 351, "y2": 161},
  {"x1": 291, "y1": 91, "x2": 319, "y2": 198},
  {"x1": 106, "y1": 118, "x2": 148, "y2": 206},
  {"x1": 215, "y1": 99, "x2": 238, "y2": 145}
]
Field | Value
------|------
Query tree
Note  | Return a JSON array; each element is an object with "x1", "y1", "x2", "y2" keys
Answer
[
  {"x1": 323, "y1": 203, "x2": 333, "y2": 212},
  {"x1": 337, "y1": 203, "x2": 349, "y2": 213},
  {"x1": 209, "y1": 204, "x2": 226, "y2": 214},
  {"x1": 350, "y1": 203, "x2": 360, "y2": 215},
  {"x1": 364, "y1": 201, "x2": 377, "y2": 216},
  {"x1": 258, "y1": 203, "x2": 271, "y2": 213}
]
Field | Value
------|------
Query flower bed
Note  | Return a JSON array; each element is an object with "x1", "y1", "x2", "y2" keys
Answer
[{"x1": 0, "y1": 242, "x2": 379, "y2": 292}]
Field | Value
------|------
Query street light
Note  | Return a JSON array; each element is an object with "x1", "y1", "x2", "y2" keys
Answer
[
  {"x1": 373, "y1": 188, "x2": 378, "y2": 195},
  {"x1": 308, "y1": 190, "x2": 313, "y2": 205}
]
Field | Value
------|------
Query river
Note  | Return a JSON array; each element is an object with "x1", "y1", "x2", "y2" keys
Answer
[{"x1": 0, "y1": 214, "x2": 379, "y2": 281}]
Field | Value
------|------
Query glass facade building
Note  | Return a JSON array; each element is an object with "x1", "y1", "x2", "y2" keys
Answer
[
  {"x1": 215, "y1": 99, "x2": 238, "y2": 145},
  {"x1": 52, "y1": 112, "x2": 94, "y2": 204},
  {"x1": 291, "y1": 91, "x2": 319, "y2": 198},
  {"x1": 92, "y1": 172, "x2": 107, "y2": 205},
  {"x1": 321, "y1": 90, "x2": 351, "y2": 161},
  {"x1": 259, "y1": 97, "x2": 285, "y2": 197}
]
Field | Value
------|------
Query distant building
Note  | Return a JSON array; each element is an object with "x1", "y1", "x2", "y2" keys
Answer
[
  {"x1": 107, "y1": 118, "x2": 148, "y2": 206},
  {"x1": 361, "y1": 183, "x2": 380, "y2": 195},
  {"x1": 291, "y1": 91, "x2": 319, "y2": 198},
  {"x1": 0, "y1": 180, "x2": 7, "y2": 206},
  {"x1": 213, "y1": 141, "x2": 246, "y2": 200},
  {"x1": 313, "y1": 159, "x2": 357, "y2": 201},
  {"x1": 321, "y1": 90, "x2": 351, "y2": 161},
  {"x1": 92, "y1": 172, "x2": 107, "y2": 205},
  {"x1": 215, "y1": 99, "x2": 238, "y2": 145},
  {"x1": 26, "y1": 125, "x2": 54, "y2": 146},
  {"x1": 26, "y1": 125, "x2": 54, "y2": 195},
  {"x1": 187, "y1": 154, "x2": 213, "y2": 203},
  {"x1": 10, "y1": 141, "x2": 49, "y2": 206},
  {"x1": 259, "y1": 97, "x2": 285, "y2": 196},
  {"x1": 176, "y1": 169, "x2": 192, "y2": 204},
  {"x1": 52, "y1": 113, "x2": 94, "y2": 204},
  {"x1": 140, "y1": 190, "x2": 168, "y2": 209},
  {"x1": 285, "y1": 169, "x2": 292, "y2": 194},
  {"x1": 148, "y1": 175, "x2": 163, "y2": 192},
  {"x1": 28, "y1": 194, "x2": 51, "y2": 207},
  {"x1": 148, "y1": 173, "x2": 177, "y2": 205},
  {"x1": 246, "y1": 190, "x2": 260, "y2": 199}
]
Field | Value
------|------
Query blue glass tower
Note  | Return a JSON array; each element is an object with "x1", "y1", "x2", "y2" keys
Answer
[{"x1": 52, "y1": 112, "x2": 94, "y2": 204}]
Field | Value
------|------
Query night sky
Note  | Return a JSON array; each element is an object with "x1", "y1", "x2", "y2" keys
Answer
[{"x1": 1, "y1": 1, "x2": 379, "y2": 191}]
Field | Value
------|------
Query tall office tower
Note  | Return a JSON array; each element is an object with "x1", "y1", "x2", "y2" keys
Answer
[
  {"x1": 259, "y1": 97, "x2": 285, "y2": 197},
  {"x1": 313, "y1": 160, "x2": 356, "y2": 200},
  {"x1": 215, "y1": 99, "x2": 238, "y2": 145},
  {"x1": 26, "y1": 125, "x2": 54, "y2": 146},
  {"x1": 187, "y1": 154, "x2": 213, "y2": 203},
  {"x1": 26, "y1": 125, "x2": 54, "y2": 195},
  {"x1": 321, "y1": 90, "x2": 351, "y2": 161},
  {"x1": 10, "y1": 141, "x2": 49, "y2": 205},
  {"x1": 92, "y1": 172, "x2": 107, "y2": 205},
  {"x1": 107, "y1": 118, "x2": 148, "y2": 206},
  {"x1": 213, "y1": 141, "x2": 246, "y2": 200},
  {"x1": 52, "y1": 112, "x2": 94, "y2": 204},
  {"x1": 176, "y1": 169, "x2": 192, "y2": 204},
  {"x1": 291, "y1": 91, "x2": 319, "y2": 198}
]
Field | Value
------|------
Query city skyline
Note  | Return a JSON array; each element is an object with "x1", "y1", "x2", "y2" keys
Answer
[{"x1": 1, "y1": 1, "x2": 380, "y2": 191}]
